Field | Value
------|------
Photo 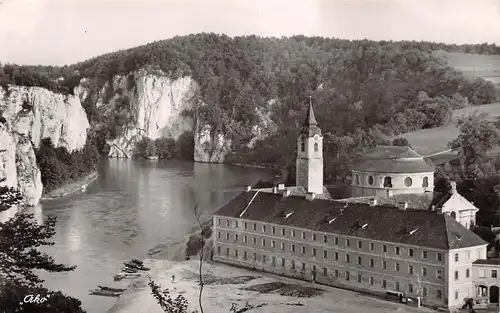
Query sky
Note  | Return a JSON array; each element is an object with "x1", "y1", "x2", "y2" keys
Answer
[{"x1": 0, "y1": 0, "x2": 499, "y2": 66}]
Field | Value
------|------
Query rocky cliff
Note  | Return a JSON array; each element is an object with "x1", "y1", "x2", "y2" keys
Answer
[
  {"x1": 95, "y1": 69, "x2": 277, "y2": 162},
  {"x1": 0, "y1": 86, "x2": 89, "y2": 205}
]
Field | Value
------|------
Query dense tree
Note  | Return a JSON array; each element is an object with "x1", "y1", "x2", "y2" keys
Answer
[
  {"x1": 134, "y1": 137, "x2": 157, "y2": 158},
  {"x1": 154, "y1": 137, "x2": 176, "y2": 159},
  {"x1": 392, "y1": 137, "x2": 410, "y2": 146}
]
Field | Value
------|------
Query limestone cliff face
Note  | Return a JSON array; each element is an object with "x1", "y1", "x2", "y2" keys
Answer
[
  {"x1": 0, "y1": 86, "x2": 89, "y2": 205},
  {"x1": 97, "y1": 69, "x2": 197, "y2": 158}
]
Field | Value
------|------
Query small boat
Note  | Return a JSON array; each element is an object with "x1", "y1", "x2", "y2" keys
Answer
[
  {"x1": 121, "y1": 267, "x2": 138, "y2": 273},
  {"x1": 98, "y1": 285, "x2": 126, "y2": 292},
  {"x1": 89, "y1": 289, "x2": 122, "y2": 297},
  {"x1": 124, "y1": 262, "x2": 150, "y2": 271},
  {"x1": 131, "y1": 258, "x2": 143, "y2": 265},
  {"x1": 114, "y1": 273, "x2": 141, "y2": 281}
]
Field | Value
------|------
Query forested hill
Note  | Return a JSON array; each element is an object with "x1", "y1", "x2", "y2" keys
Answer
[{"x1": 1, "y1": 34, "x2": 499, "y2": 183}]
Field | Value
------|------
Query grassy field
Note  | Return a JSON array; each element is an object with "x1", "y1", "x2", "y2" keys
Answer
[{"x1": 445, "y1": 52, "x2": 500, "y2": 85}]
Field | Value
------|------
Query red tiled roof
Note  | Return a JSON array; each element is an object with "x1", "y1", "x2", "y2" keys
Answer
[{"x1": 213, "y1": 191, "x2": 487, "y2": 250}]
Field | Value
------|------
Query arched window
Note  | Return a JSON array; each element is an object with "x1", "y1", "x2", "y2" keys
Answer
[
  {"x1": 404, "y1": 177, "x2": 412, "y2": 187},
  {"x1": 383, "y1": 176, "x2": 392, "y2": 188},
  {"x1": 301, "y1": 141, "x2": 305, "y2": 152},
  {"x1": 451, "y1": 211, "x2": 457, "y2": 220},
  {"x1": 422, "y1": 176, "x2": 429, "y2": 187},
  {"x1": 367, "y1": 175, "x2": 374, "y2": 186},
  {"x1": 314, "y1": 142, "x2": 318, "y2": 152}
]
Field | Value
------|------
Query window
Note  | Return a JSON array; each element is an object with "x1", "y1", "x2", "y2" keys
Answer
[
  {"x1": 422, "y1": 177, "x2": 429, "y2": 187},
  {"x1": 281, "y1": 228, "x2": 285, "y2": 236},
  {"x1": 368, "y1": 175, "x2": 374, "y2": 185},
  {"x1": 243, "y1": 251, "x2": 247, "y2": 259},
  {"x1": 217, "y1": 246, "x2": 221, "y2": 254},
  {"x1": 355, "y1": 174, "x2": 360, "y2": 185},
  {"x1": 466, "y1": 269, "x2": 470, "y2": 278},
  {"x1": 281, "y1": 258, "x2": 285, "y2": 267},
  {"x1": 345, "y1": 271, "x2": 350, "y2": 281},
  {"x1": 323, "y1": 267, "x2": 328, "y2": 276},
  {"x1": 369, "y1": 258, "x2": 374, "y2": 267},
  {"x1": 423, "y1": 287, "x2": 427, "y2": 297},
  {"x1": 358, "y1": 241, "x2": 362, "y2": 249},
  {"x1": 357, "y1": 256, "x2": 362, "y2": 265},
  {"x1": 323, "y1": 250, "x2": 328, "y2": 259},
  {"x1": 383, "y1": 260, "x2": 387, "y2": 270},
  {"x1": 404, "y1": 177, "x2": 412, "y2": 187},
  {"x1": 382, "y1": 280, "x2": 387, "y2": 288},
  {"x1": 312, "y1": 265, "x2": 316, "y2": 273},
  {"x1": 271, "y1": 240, "x2": 275, "y2": 248},
  {"x1": 225, "y1": 233, "x2": 229, "y2": 240},
  {"x1": 408, "y1": 265, "x2": 414, "y2": 275},
  {"x1": 455, "y1": 290, "x2": 459, "y2": 300},
  {"x1": 383, "y1": 176, "x2": 393, "y2": 187},
  {"x1": 409, "y1": 284, "x2": 413, "y2": 293},
  {"x1": 244, "y1": 222, "x2": 248, "y2": 229},
  {"x1": 345, "y1": 254, "x2": 350, "y2": 263},
  {"x1": 357, "y1": 274, "x2": 362, "y2": 283},
  {"x1": 409, "y1": 248, "x2": 414, "y2": 257},
  {"x1": 437, "y1": 290, "x2": 442, "y2": 299},
  {"x1": 301, "y1": 141, "x2": 305, "y2": 152},
  {"x1": 370, "y1": 242, "x2": 375, "y2": 251},
  {"x1": 272, "y1": 227, "x2": 275, "y2": 234},
  {"x1": 479, "y1": 269, "x2": 486, "y2": 278},
  {"x1": 455, "y1": 253, "x2": 459, "y2": 262},
  {"x1": 217, "y1": 232, "x2": 221, "y2": 238},
  {"x1": 253, "y1": 223, "x2": 256, "y2": 231},
  {"x1": 369, "y1": 277, "x2": 374, "y2": 285},
  {"x1": 395, "y1": 282, "x2": 400, "y2": 291},
  {"x1": 454, "y1": 271, "x2": 459, "y2": 280},
  {"x1": 301, "y1": 263, "x2": 306, "y2": 271},
  {"x1": 262, "y1": 225, "x2": 266, "y2": 232},
  {"x1": 226, "y1": 220, "x2": 230, "y2": 226},
  {"x1": 346, "y1": 239, "x2": 350, "y2": 247},
  {"x1": 291, "y1": 244, "x2": 296, "y2": 252},
  {"x1": 395, "y1": 247, "x2": 400, "y2": 255},
  {"x1": 313, "y1": 248, "x2": 317, "y2": 257},
  {"x1": 334, "y1": 237, "x2": 339, "y2": 245},
  {"x1": 262, "y1": 239, "x2": 266, "y2": 246},
  {"x1": 272, "y1": 256, "x2": 276, "y2": 265},
  {"x1": 234, "y1": 234, "x2": 238, "y2": 241},
  {"x1": 312, "y1": 234, "x2": 316, "y2": 241},
  {"x1": 383, "y1": 244, "x2": 387, "y2": 253},
  {"x1": 323, "y1": 235, "x2": 328, "y2": 243},
  {"x1": 436, "y1": 269, "x2": 442, "y2": 279},
  {"x1": 493, "y1": 270, "x2": 498, "y2": 278},
  {"x1": 280, "y1": 242, "x2": 285, "y2": 250},
  {"x1": 235, "y1": 250, "x2": 239, "y2": 258},
  {"x1": 290, "y1": 260, "x2": 296, "y2": 269},
  {"x1": 422, "y1": 250, "x2": 428, "y2": 259},
  {"x1": 235, "y1": 220, "x2": 239, "y2": 228},
  {"x1": 301, "y1": 246, "x2": 306, "y2": 254},
  {"x1": 335, "y1": 270, "x2": 339, "y2": 278},
  {"x1": 253, "y1": 252, "x2": 257, "y2": 260},
  {"x1": 302, "y1": 232, "x2": 306, "y2": 239},
  {"x1": 395, "y1": 263, "x2": 400, "y2": 272},
  {"x1": 437, "y1": 253, "x2": 442, "y2": 262},
  {"x1": 291, "y1": 230, "x2": 295, "y2": 237},
  {"x1": 262, "y1": 255, "x2": 266, "y2": 263},
  {"x1": 252, "y1": 237, "x2": 256, "y2": 245},
  {"x1": 217, "y1": 218, "x2": 221, "y2": 226},
  {"x1": 422, "y1": 267, "x2": 428, "y2": 277},
  {"x1": 243, "y1": 235, "x2": 247, "y2": 243},
  {"x1": 226, "y1": 248, "x2": 229, "y2": 255},
  {"x1": 334, "y1": 252, "x2": 339, "y2": 261},
  {"x1": 314, "y1": 143, "x2": 318, "y2": 152}
]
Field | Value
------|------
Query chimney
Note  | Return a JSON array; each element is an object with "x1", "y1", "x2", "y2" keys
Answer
[
  {"x1": 306, "y1": 192, "x2": 316, "y2": 201},
  {"x1": 397, "y1": 201, "x2": 408, "y2": 211},
  {"x1": 283, "y1": 189, "x2": 291, "y2": 197},
  {"x1": 369, "y1": 198, "x2": 377, "y2": 206},
  {"x1": 245, "y1": 186, "x2": 252, "y2": 192},
  {"x1": 449, "y1": 181, "x2": 457, "y2": 194},
  {"x1": 273, "y1": 186, "x2": 278, "y2": 193},
  {"x1": 278, "y1": 184, "x2": 285, "y2": 191}
]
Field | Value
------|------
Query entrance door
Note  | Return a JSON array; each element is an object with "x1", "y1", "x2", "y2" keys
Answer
[{"x1": 490, "y1": 285, "x2": 499, "y2": 303}]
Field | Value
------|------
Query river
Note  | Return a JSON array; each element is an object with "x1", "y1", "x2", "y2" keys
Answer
[{"x1": 0, "y1": 158, "x2": 274, "y2": 313}]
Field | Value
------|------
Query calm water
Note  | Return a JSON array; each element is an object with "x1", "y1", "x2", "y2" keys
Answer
[{"x1": 1, "y1": 159, "x2": 273, "y2": 313}]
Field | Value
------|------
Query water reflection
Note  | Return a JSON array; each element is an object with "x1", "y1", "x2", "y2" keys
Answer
[{"x1": 14, "y1": 159, "x2": 273, "y2": 313}]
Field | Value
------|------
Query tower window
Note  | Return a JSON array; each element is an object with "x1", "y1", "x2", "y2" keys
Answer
[
  {"x1": 300, "y1": 141, "x2": 305, "y2": 152},
  {"x1": 314, "y1": 142, "x2": 318, "y2": 152},
  {"x1": 383, "y1": 176, "x2": 392, "y2": 188},
  {"x1": 422, "y1": 176, "x2": 429, "y2": 187},
  {"x1": 367, "y1": 175, "x2": 374, "y2": 185},
  {"x1": 404, "y1": 177, "x2": 412, "y2": 187}
]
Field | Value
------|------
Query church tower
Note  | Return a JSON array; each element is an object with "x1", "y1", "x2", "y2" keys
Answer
[{"x1": 296, "y1": 98, "x2": 324, "y2": 195}]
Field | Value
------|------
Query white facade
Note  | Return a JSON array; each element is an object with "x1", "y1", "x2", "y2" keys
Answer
[{"x1": 296, "y1": 134, "x2": 324, "y2": 195}]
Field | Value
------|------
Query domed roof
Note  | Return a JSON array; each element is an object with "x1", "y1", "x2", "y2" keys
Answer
[{"x1": 353, "y1": 146, "x2": 435, "y2": 173}]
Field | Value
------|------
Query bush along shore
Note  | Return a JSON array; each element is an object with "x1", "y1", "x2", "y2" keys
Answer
[{"x1": 41, "y1": 171, "x2": 98, "y2": 200}]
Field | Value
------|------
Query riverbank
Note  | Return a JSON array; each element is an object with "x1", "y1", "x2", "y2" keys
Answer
[{"x1": 41, "y1": 171, "x2": 98, "y2": 200}]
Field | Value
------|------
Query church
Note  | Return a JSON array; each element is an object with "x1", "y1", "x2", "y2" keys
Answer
[{"x1": 212, "y1": 101, "x2": 498, "y2": 310}]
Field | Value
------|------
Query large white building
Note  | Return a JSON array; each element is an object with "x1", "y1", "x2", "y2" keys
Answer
[{"x1": 212, "y1": 102, "x2": 496, "y2": 310}]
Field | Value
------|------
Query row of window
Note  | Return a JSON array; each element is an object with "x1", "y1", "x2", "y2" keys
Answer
[
  {"x1": 353, "y1": 174, "x2": 429, "y2": 188},
  {"x1": 478, "y1": 269, "x2": 498, "y2": 279},
  {"x1": 217, "y1": 231, "x2": 444, "y2": 262},
  {"x1": 215, "y1": 246, "x2": 442, "y2": 299}
]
